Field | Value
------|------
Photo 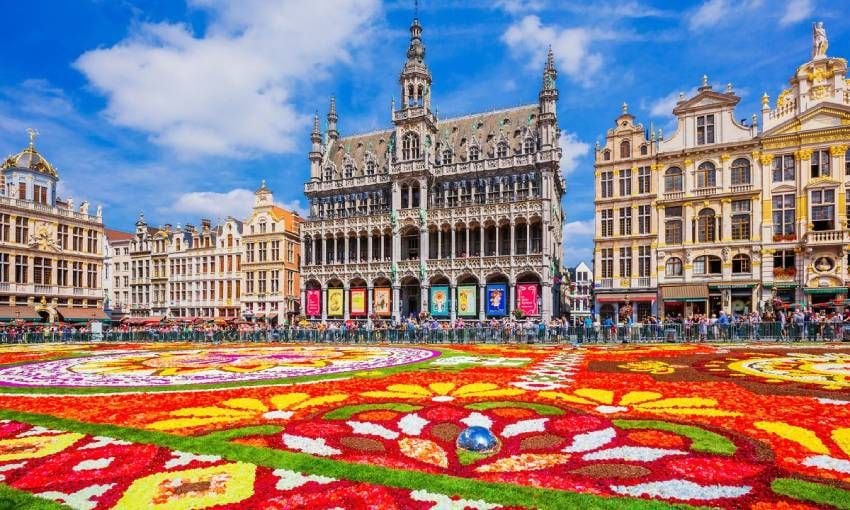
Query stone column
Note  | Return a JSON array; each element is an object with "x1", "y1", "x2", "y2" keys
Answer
[
  {"x1": 419, "y1": 226, "x2": 428, "y2": 263},
  {"x1": 300, "y1": 287, "x2": 305, "y2": 318},
  {"x1": 450, "y1": 283, "x2": 457, "y2": 321},
  {"x1": 450, "y1": 227, "x2": 455, "y2": 259},
  {"x1": 495, "y1": 224, "x2": 500, "y2": 256},
  {"x1": 321, "y1": 284, "x2": 328, "y2": 322},
  {"x1": 480, "y1": 226, "x2": 485, "y2": 256},
  {"x1": 437, "y1": 229, "x2": 442, "y2": 259},
  {"x1": 421, "y1": 283, "x2": 430, "y2": 318},
  {"x1": 526, "y1": 223, "x2": 531, "y2": 255},
  {"x1": 542, "y1": 282, "x2": 553, "y2": 321},
  {"x1": 465, "y1": 226, "x2": 471, "y2": 257},
  {"x1": 367, "y1": 284, "x2": 374, "y2": 317},
  {"x1": 479, "y1": 283, "x2": 486, "y2": 321},
  {"x1": 343, "y1": 283, "x2": 350, "y2": 320},
  {"x1": 510, "y1": 221, "x2": 516, "y2": 256},
  {"x1": 510, "y1": 282, "x2": 516, "y2": 315},
  {"x1": 392, "y1": 285, "x2": 401, "y2": 322},
  {"x1": 344, "y1": 236, "x2": 350, "y2": 264},
  {"x1": 367, "y1": 234, "x2": 373, "y2": 262}
]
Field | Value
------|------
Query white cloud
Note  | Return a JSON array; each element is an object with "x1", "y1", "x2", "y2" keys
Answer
[
  {"x1": 279, "y1": 199, "x2": 308, "y2": 218},
  {"x1": 646, "y1": 87, "x2": 697, "y2": 118},
  {"x1": 502, "y1": 15, "x2": 602, "y2": 86},
  {"x1": 171, "y1": 189, "x2": 256, "y2": 220},
  {"x1": 688, "y1": 0, "x2": 762, "y2": 30},
  {"x1": 495, "y1": 0, "x2": 544, "y2": 14},
  {"x1": 779, "y1": 0, "x2": 813, "y2": 26},
  {"x1": 74, "y1": 0, "x2": 381, "y2": 157},
  {"x1": 564, "y1": 220, "x2": 594, "y2": 237},
  {"x1": 559, "y1": 131, "x2": 590, "y2": 175}
]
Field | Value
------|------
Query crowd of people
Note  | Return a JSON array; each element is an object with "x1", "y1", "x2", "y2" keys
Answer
[{"x1": 0, "y1": 308, "x2": 848, "y2": 344}]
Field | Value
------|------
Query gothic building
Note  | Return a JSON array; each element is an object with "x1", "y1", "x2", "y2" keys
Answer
[
  {"x1": 301, "y1": 16, "x2": 565, "y2": 322},
  {"x1": 593, "y1": 23, "x2": 850, "y2": 319}
]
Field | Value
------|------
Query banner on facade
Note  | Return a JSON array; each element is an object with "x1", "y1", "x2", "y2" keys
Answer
[
  {"x1": 457, "y1": 285, "x2": 477, "y2": 317},
  {"x1": 373, "y1": 288, "x2": 391, "y2": 317},
  {"x1": 350, "y1": 288, "x2": 366, "y2": 317},
  {"x1": 305, "y1": 289, "x2": 321, "y2": 317},
  {"x1": 485, "y1": 283, "x2": 508, "y2": 317},
  {"x1": 327, "y1": 288, "x2": 344, "y2": 317},
  {"x1": 517, "y1": 283, "x2": 539, "y2": 316},
  {"x1": 430, "y1": 285, "x2": 450, "y2": 317}
]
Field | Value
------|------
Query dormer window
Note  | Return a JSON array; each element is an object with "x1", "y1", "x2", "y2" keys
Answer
[
  {"x1": 324, "y1": 166, "x2": 333, "y2": 181},
  {"x1": 619, "y1": 140, "x2": 630, "y2": 158},
  {"x1": 442, "y1": 148, "x2": 453, "y2": 165},
  {"x1": 640, "y1": 144, "x2": 648, "y2": 156},
  {"x1": 469, "y1": 146, "x2": 480, "y2": 161},
  {"x1": 344, "y1": 162, "x2": 354, "y2": 179},
  {"x1": 696, "y1": 114, "x2": 715, "y2": 145},
  {"x1": 523, "y1": 137, "x2": 535, "y2": 155},
  {"x1": 366, "y1": 160, "x2": 376, "y2": 175},
  {"x1": 496, "y1": 141, "x2": 509, "y2": 158},
  {"x1": 603, "y1": 149, "x2": 611, "y2": 161}
]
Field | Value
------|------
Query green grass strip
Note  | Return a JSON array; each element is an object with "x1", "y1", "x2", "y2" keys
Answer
[
  {"x1": 0, "y1": 482, "x2": 71, "y2": 509},
  {"x1": 0, "y1": 408, "x2": 699, "y2": 510},
  {"x1": 465, "y1": 401, "x2": 565, "y2": 416},
  {"x1": 324, "y1": 403, "x2": 422, "y2": 420},
  {"x1": 613, "y1": 419, "x2": 736, "y2": 456},
  {"x1": 200, "y1": 425, "x2": 282, "y2": 442},
  {"x1": 771, "y1": 478, "x2": 850, "y2": 509}
]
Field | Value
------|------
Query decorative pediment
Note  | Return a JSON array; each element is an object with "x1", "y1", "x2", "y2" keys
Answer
[
  {"x1": 806, "y1": 176, "x2": 841, "y2": 188},
  {"x1": 772, "y1": 184, "x2": 797, "y2": 194},
  {"x1": 763, "y1": 104, "x2": 850, "y2": 137},
  {"x1": 672, "y1": 90, "x2": 739, "y2": 115}
]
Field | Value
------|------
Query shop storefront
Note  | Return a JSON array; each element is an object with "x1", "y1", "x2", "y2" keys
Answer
[
  {"x1": 709, "y1": 283, "x2": 758, "y2": 316},
  {"x1": 594, "y1": 293, "x2": 656, "y2": 322},
  {"x1": 804, "y1": 287, "x2": 848, "y2": 312},
  {"x1": 660, "y1": 284, "x2": 709, "y2": 319}
]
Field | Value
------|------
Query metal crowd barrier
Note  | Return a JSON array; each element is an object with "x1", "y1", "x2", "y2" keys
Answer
[{"x1": 0, "y1": 322, "x2": 847, "y2": 345}]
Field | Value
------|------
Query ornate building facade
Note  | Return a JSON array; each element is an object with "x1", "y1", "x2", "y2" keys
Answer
[
  {"x1": 104, "y1": 228, "x2": 133, "y2": 320},
  {"x1": 0, "y1": 132, "x2": 107, "y2": 323},
  {"x1": 566, "y1": 261, "x2": 592, "y2": 325},
  {"x1": 593, "y1": 23, "x2": 850, "y2": 319},
  {"x1": 300, "y1": 16, "x2": 565, "y2": 322},
  {"x1": 241, "y1": 183, "x2": 302, "y2": 324}
]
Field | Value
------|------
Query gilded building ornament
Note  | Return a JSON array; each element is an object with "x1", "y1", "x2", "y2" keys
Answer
[
  {"x1": 683, "y1": 159, "x2": 693, "y2": 167},
  {"x1": 829, "y1": 144, "x2": 849, "y2": 156},
  {"x1": 758, "y1": 153, "x2": 774, "y2": 166},
  {"x1": 795, "y1": 148, "x2": 814, "y2": 160},
  {"x1": 776, "y1": 88, "x2": 793, "y2": 108},
  {"x1": 720, "y1": 153, "x2": 731, "y2": 162}
]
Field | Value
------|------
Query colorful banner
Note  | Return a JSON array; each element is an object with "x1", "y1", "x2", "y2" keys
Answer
[
  {"x1": 485, "y1": 283, "x2": 508, "y2": 317},
  {"x1": 327, "y1": 288, "x2": 344, "y2": 317},
  {"x1": 350, "y1": 288, "x2": 366, "y2": 317},
  {"x1": 517, "y1": 283, "x2": 539, "y2": 316},
  {"x1": 457, "y1": 285, "x2": 477, "y2": 317},
  {"x1": 429, "y1": 286, "x2": 450, "y2": 317},
  {"x1": 373, "y1": 288, "x2": 391, "y2": 317},
  {"x1": 305, "y1": 289, "x2": 321, "y2": 317}
]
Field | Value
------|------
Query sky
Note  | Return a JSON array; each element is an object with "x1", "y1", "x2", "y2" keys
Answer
[{"x1": 0, "y1": 0, "x2": 847, "y2": 267}]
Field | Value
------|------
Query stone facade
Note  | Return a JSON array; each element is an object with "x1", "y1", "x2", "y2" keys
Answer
[
  {"x1": 300, "y1": 17, "x2": 565, "y2": 322},
  {"x1": 593, "y1": 24, "x2": 850, "y2": 319},
  {"x1": 567, "y1": 261, "x2": 592, "y2": 325},
  {"x1": 0, "y1": 133, "x2": 106, "y2": 323},
  {"x1": 104, "y1": 229, "x2": 133, "y2": 320}
]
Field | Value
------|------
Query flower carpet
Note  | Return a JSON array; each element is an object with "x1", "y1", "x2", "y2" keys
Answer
[{"x1": 0, "y1": 342, "x2": 847, "y2": 509}]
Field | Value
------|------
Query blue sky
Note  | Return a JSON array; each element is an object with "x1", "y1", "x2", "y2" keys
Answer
[{"x1": 0, "y1": 0, "x2": 847, "y2": 266}]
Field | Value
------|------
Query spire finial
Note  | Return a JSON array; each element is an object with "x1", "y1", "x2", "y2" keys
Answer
[
  {"x1": 26, "y1": 127, "x2": 38, "y2": 148},
  {"x1": 622, "y1": 102, "x2": 628, "y2": 114},
  {"x1": 312, "y1": 111, "x2": 320, "y2": 134},
  {"x1": 702, "y1": 74, "x2": 708, "y2": 87},
  {"x1": 414, "y1": 0, "x2": 419, "y2": 19},
  {"x1": 329, "y1": 95, "x2": 337, "y2": 117}
]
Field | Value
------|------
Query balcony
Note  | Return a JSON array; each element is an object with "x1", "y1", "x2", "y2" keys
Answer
[
  {"x1": 693, "y1": 187, "x2": 718, "y2": 197},
  {"x1": 599, "y1": 278, "x2": 614, "y2": 289},
  {"x1": 662, "y1": 191, "x2": 685, "y2": 200},
  {"x1": 730, "y1": 184, "x2": 753, "y2": 193},
  {"x1": 636, "y1": 277, "x2": 652, "y2": 288},
  {"x1": 805, "y1": 229, "x2": 849, "y2": 245}
]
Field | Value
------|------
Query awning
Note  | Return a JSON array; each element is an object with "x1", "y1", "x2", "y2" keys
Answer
[
  {"x1": 121, "y1": 316, "x2": 165, "y2": 325},
  {"x1": 595, "y1": 293, "x2": 656, "y2": 303},
  {"x1": 661, "y1": 284, "x2": 709, "y2": 302},
  {"x1": 0, "y1": 306, "x2": 40, "y2": 321},
  {"x1": 57, "y1": 307, "x2": 110, "y2": 322},
  {"x1": 804, "y1": 287, "x2": 848, "y2": 295}
]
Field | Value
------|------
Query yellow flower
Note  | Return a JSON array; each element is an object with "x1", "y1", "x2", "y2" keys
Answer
[
  {"x1": 148, "y1": 392, "x2": 348, "y2": 431},
  {"x1": 362, "y1": 382, "x2": 524, "y2": 402},
  {"x1": 539, "y1": 388, "x2": 740, "y2": 417}
]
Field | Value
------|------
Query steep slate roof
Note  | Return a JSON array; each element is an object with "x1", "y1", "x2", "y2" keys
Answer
[{"x1": 326, "y1": 104, "x2": 539, "y2": 173}]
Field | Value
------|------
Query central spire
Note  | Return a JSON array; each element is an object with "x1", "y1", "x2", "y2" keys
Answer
[{"x1": 406, "y1": 16, "x2": 425, "y2": 64}]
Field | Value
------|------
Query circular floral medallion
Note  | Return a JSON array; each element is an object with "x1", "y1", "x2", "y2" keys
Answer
[
  {"x1": 727, "y1": 353, "x2": 850, "y2": 390},
  {"x1": 0, "y1": 346, "x2": 439, "y2": 388}
]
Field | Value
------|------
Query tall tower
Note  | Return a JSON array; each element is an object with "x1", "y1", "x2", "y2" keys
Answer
[
  {"x1": 308, "y1": 112, "x2": 322, "y2": 180},
  {"x1": 327, "y1": 96, "x2": 339, "y2": 143},
  {"x1": 538, "y1": 47, "x2": 559, "y2": 149},
  {"x1": 393, "y1": 14, "x2": 437, "y2": 162}
]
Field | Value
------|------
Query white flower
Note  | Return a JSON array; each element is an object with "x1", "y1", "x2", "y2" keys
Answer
[
  {"x1": 164, "y1": 451, "x2": 221, "y2": 469},
  {"x1": 409, "y1": 489, "x2": 501, "y2": 509},
  {"x1": 611, "y1": 480, "x2": 751, "y2": 500},
  {"x1": 398, "y1": 413, "x2": 429, "y2": 436},
  {"x1": 802, "y1": 454, "x2": 850, "y2": 474},
  {"x1": 501, "y1": 418, "x2": 548, "y2": 438},
  {"x1": 460, "y1": 412, "x2": 493, "y2": 429},
  {"x1": 562, "y1": 427, "x2": 616, "y2": 453},
  {"x1": 273, "y1": 469, "x2": 336, "y2": 491},
  {"x1": 72, "y1": 457, "x2": 114, "y2": 472},
  {"x1": 38, "y1": 484, "x2": 115, "y2": 510},
  {"x1": 282, "y1": 434, "x2": 341, "y2": 457},
  {"x1": 346, "y1": 421, "x2": 399, "y2": 440},
  {"x1": 583, "y1": 446, "x2": 687, "y2": 462},
  {"x1": 80, "y1": 437, "x2": 132, "y2": 450}
]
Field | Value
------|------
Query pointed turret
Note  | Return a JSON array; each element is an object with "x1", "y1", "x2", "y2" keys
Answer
[
  {"x1": 327, "y1": 96, "x2": 339, "y2": 142},
  {"x1": 398, "y1": 14, "x2": 432, "y2": 111},
  {"x1": 538, "y1": 46, "x2": 559, "y2": 149},
  {"x1": 309, "y1": 111, "x2": 323, "y2": 180}
]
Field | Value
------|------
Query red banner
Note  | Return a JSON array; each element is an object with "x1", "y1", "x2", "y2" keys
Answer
[
  {"x1": 516, "y1": 283, "x2": 539, "y2": 316},
  {"x1": 306, "y1": 289, "x2": 321, "y2": 317}
]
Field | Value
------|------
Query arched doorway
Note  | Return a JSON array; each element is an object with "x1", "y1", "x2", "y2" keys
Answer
[{"x1": 400, "y1": 276, "x2": 421, "y2": 319}]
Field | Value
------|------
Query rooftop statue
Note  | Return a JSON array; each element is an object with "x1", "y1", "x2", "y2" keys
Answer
[{"x1": 812, "y1": 21, "x2": 828, "y2": 59}]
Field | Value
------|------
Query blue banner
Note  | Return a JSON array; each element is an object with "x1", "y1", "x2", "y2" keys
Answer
[
  {"x1": 485, "y1": 283, "x2": 508, "y2": 317},
  {"x1": 429, "y1": 285, "x2": 450, "y2": 317}
]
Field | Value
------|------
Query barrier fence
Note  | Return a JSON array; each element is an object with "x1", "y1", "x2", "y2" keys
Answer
[{"x1": 1, "y1": 322, "x2": 848, "y2": 344}]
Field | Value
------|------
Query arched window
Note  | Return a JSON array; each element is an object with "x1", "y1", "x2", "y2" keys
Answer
[
  {"x1": 402, "y1": 132, "x2": 420, "y2": 160},
  {"x1": 366, "y1": 159, "x2": 376, "y2": 175},
  {"x1": 324, "y1": 166, "x2": 334, "y2": 181},
  {"x1": 619, "y1": 140, "x2": 631, "y2": 158},
  {"x1": 343, "y1": 161, "x2": 354, "y2": 179},
  {"x1": 694, "y1": 255, "x2": 722, "y2": 275},
  {"x1": 732, "y1": 254, "x2": 751, "y2": 274},
  {"x1": 697, "y1": 208, "x2": 716, "y2": 242},
  {"x1": 523, "y1": 137, "x2": 535, "y2": 154},
  {"x1": 665, "y1": 257, "x2": 683, "y2": 276},
  {"x1": 442, "y1": 148, "x2": 453, "y2": 165},
  {"x1": 603, "y1": 149, "x2": 611, "y2": 161},
  {"x1": 497, "y1": 141, "x2": 509, "y2": 158},
  {"x1": 731, "y1": 158, "x2": 751, "y2": 186},
  {"x1": 469, "y1": 146, "x2": 480, "y2": 161},
  {"x1": 640, "y1": 144, "x2": 648, "y2": 156},
  {"x1": 664, "y1": 167, "x2": 683, "y2": 192},
  {"x1": 696, "y1": 161, "x2": 716, "y2": 188}
]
